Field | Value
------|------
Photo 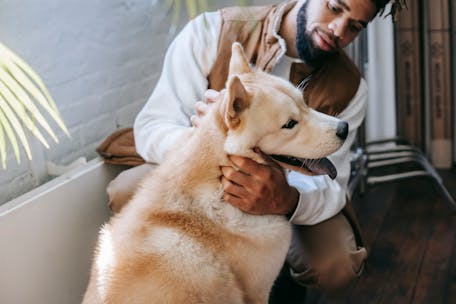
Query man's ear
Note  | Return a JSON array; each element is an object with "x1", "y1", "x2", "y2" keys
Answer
[
  {"x1": 224, "y1": 75, "x2": 250, "y2": 129},
  {"x1": 228, "y1": 42, "x2": 252, "y2": 76}
]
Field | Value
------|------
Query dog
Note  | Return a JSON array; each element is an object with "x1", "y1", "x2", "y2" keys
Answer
[{"x1": 82, "y1": 42, "x2": 348, "y2": 304}]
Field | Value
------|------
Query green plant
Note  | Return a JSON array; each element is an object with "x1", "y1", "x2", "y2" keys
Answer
[
  {"x1": 165, "y1": 0, "x2": 250, "y2": 30},
  {"x1": 0, "y1": 42, "x2": 69, "y2": 169}
]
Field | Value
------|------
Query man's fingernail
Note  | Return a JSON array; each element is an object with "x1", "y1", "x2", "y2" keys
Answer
[
  {"x1": 190, "y1": 116, "x2": 199, "y2": 126},
  {"x1": 196, "y1": 103, "x2": 205, "y2": 110}
]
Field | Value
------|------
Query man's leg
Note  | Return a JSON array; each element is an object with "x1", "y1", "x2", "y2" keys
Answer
[
  {"x1": 106, "y1": 163, "x2": 156, "y2": 213},
  {"x1": 269, "y1": 212, "x2": 366, "y2": 303},
  {"x1": 285, "y1": 212, "x2": 367, "y2": 294},
  {"x1": 268, "y1": 264, "x2": 308, "y2": 304}
]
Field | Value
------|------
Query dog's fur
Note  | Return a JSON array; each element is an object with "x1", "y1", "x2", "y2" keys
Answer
[{"x1": 82, "y1": 43, "x2": 347, "y2": 304}]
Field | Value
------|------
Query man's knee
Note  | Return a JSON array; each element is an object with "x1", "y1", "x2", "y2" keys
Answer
[
  {"x1": 289, "y1": 244, "x2": 367, "y2": 293},
  {"x1": 286, "y1": 212, "x2": 367, "y2": 293},
  {"x1": 106, "y1": 163, "x2": 155, "y2": 213}
]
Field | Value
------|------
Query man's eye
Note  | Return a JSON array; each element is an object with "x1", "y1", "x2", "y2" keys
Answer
[
  {"x1": 327, "y1": 2, "x2": 341, "y2": 13},
  {"x1": 350, "y1": 24, "x2": 362, "y2": 33},
  {"x1": 282, "y1": 119, "x2": 298, "y2": 129}
]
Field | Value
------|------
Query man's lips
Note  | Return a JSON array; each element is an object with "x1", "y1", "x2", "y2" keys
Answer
[{"x1": 314, "y1": 31, "x2": 337, "y2": 52}]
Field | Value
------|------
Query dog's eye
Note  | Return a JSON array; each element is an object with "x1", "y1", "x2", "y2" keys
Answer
[{"x1": 282, "y1": 119, "x2": 298, "y2": 129}]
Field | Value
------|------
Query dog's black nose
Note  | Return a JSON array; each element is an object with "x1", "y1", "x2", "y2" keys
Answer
[{"x1": 336, "y1": 121, "x2": 349, "y2": 140}]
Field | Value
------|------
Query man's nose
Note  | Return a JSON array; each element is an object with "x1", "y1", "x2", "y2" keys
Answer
[{"x1": 328, "y1": 18, "x2": 348, "y2": 39}]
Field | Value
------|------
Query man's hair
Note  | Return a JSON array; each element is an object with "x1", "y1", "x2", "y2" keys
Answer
[
  {"x1": 373, "y1": 0, "x2": 390, "y2": 12},
  {"x1": 373, "y1": 0, "x2": 407, "y2": 21}
]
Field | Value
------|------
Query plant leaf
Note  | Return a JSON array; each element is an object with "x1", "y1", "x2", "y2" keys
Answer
[
  {"x1": 0, "y1": 68, "x2": 59, "y2": 143},
  {"x1": 0, "y1": 43, "x2": 59, "y2": 113},
  {"x1": 164, "y1": 0, "x2": 174, "y2": 12},
  {"x1": 0, "y1": 80, "x2": 50, "y2": 149},
  {"x1": 168, "y1": 0, "x2": 251, "y2": 30},
  {"x1": 2, "y1": 54, "x2": 70, "y2": 137},
  {"x1": 0, "y1": 94, "x2": 34, "y2": 161},
  {"x1": 197, "y1": 0, "x2": 207, "y2": 13},
  {"x1": 173, "y1": 0, "x2": 182, "y2": 31},
  {"x1": 0, "y1": 108, "x2": 21, "y2": 164},
  {"x1": 0, "y1": 119, "x2": 6, "y2": 169},
  {"x1": 0, "y1": 42, "x2": 70, "y2": 168},
  {"x1": 186, "y1": 0, "x2": 197, "y2": 19}
]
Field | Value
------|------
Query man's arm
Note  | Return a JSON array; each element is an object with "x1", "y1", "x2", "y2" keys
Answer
[{"x1": 134, "y1": 12, "x2": 221, "y2": 163}]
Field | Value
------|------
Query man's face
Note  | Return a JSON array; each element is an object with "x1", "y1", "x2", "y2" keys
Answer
[{"x1": 296, "y1": 0, "x2": 377, "y2": 67}]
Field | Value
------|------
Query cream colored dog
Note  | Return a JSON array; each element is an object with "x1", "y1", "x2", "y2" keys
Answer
[{"x1": 82, "y1": 43, "x2": 348, "y2": 304}]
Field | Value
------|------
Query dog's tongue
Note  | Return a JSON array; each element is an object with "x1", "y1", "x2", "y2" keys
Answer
[
  {"x1": 305, "y1": 158, "x2": 337, "y2": 179},
  {"x1": 270, "y1": 155, "x2": 338, "y2": 179}
]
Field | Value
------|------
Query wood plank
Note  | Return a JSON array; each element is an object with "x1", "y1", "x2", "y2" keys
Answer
[
  {"x1": 295, "y1": 170, "x2": 456, "y2": 303},
  {"x1": 345, "y1": 179, "x2": 432, "y2": 303},
  {"x1": 411, "y1": 194, "x2": 456, "y2": 303},
  {"x1": 304, "y1": 183, "x2": 399, "y2": 304},
  {"x1": 306, "y1": 180, "x2": 410, "y2": 303},
  {"x1": 432, "y1": 170, "x2": 456, "y2": 303},
  {"x1": 446, "y1": 229, "x2": 456, "y2": 303}
]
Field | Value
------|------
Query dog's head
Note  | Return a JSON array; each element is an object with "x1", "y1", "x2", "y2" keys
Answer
[{"x1": 219, "y1": 42, "x2": 348, "y2": 179}]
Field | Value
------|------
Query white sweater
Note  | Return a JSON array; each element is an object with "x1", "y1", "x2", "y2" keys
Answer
[{"x1": 134, "y1": 11, "x2": 368, "y2": 225}]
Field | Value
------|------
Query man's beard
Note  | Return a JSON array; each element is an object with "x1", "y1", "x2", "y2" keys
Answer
[{"x1": 296, "y1": 1, "x2": 337, "y2": 68}]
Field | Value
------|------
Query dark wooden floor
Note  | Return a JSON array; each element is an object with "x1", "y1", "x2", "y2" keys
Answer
[{"x1": 306, "y1": 168, "x2": 456, "y2": 304}]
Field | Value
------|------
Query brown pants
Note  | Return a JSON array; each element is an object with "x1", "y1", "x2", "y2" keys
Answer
[{"x1": 106, "y1": 164, "x2": 367, "y2": 294}]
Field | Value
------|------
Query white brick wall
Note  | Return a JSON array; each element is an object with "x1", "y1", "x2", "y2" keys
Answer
[{"x1": 0, "y1": 0, "x2": 272, "y2": 205}]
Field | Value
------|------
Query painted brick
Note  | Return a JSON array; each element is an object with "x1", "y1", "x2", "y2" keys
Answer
[{"x1": 0, "y1": 0, "x2": 270, "y2": 205}]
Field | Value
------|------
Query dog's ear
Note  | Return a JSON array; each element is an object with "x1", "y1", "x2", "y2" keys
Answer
[
  {"x1": 224, "y1": 75, "x2": 250, "y2": 129},
  {"x1": 229, "y1": 42, "x2": 251, "y2": 76}
]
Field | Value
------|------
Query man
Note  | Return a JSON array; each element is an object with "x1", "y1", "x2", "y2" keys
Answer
[{"x1": 106, "y1": 0, "x2": 403, "y2": 301}]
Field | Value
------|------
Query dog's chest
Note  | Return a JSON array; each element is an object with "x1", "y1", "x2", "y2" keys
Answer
[{"x1": 193, "y1": 189, "x2": 290, "y2": 239}]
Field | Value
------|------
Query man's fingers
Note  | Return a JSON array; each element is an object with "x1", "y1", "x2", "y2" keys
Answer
[
  {"x1": 222, "y1": 192, "x2": 262, "y2": 215},
  {"x1": 222, "y1": 193, "x2": 247, "y2": 210},
  {"x1": 221, "y1": 166, "x2": 258, "y2": 192},
  {"x1": 195, "y1": 101, "x2": 209, "y2": 116},
  {"x1": 253, "y1": 147, "x2": 278, "y2": 167},
  {"x1": 221, "y1": 175, "x2": 249, "y2": 198},
  {"x1": 190, "y1": 115, "x2": 200, "y2": 127},
  {"x1": 228, "y1": 155, "x2": 271, "y2": 178},
  {"x1": 205, "y1": 89, "x2": 221, "y2": 103},
  {"x1": 193, "y1": 89, "x2": 222, "y2": 126}
]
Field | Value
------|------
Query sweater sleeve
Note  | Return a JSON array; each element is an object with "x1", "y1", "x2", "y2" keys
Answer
[
  {"x1": 287, "y1": 79, "x2": 368, "y2": 225},
  {"x1": 134, "y1": 12, "x2": 221, "y2": 163}
]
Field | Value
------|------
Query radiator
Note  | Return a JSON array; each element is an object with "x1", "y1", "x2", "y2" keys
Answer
[{"x1": 0, "y1": 158, "x2": 125, "y2": 304}]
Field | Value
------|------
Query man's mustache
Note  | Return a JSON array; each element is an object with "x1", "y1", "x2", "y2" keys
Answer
[{"x1": 314, "y1": 28, "x2": 339, "y2": 51}]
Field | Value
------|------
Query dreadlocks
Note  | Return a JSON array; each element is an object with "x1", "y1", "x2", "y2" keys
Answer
[{"x1": 374, "y1": 0, "x2": 407, "y2": 21}]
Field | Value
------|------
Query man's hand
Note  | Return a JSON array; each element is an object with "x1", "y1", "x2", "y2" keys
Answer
[
  {"x1": 220, "y1": 148, "x2": 299, "y2": 216},
  {"x1": 192, "y1": 91, "x2": 299, "y2": 216},
  {"x1": 191, "y1": 89, "x2": 220, "y2": 127}
]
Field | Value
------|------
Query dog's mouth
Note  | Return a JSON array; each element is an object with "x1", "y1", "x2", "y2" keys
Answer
[{"x1": 270, "y1": 155, "x2": 337, "y2": 179}]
